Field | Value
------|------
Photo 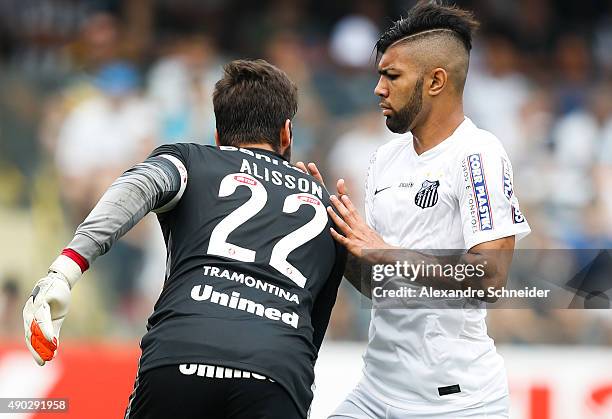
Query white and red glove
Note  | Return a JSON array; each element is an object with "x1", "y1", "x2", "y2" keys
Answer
[{"x1": 23, "y1": 251, "x2": 86, "y2": 365}]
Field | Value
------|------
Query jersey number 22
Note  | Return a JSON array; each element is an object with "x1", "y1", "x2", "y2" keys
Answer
[{"x1": 207, "y1": 173, "x2": 327, "y2": 287}]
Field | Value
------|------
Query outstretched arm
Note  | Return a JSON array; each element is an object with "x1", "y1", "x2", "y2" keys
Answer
[
  {"x1": 23, "y1": 152, "x2": 187, "y2": 365},
  {"x1": 66, "y1": 154, "x2": 186, "y2": 263}
]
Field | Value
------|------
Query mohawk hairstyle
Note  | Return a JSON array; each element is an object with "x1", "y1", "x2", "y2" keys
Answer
[{"x1": 376, "y1": 1, "x2": 480, "y2": 56}]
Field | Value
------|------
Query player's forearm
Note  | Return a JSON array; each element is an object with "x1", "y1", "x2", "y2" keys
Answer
[
  {"x1": 66, "y1": 157, "x2": 185, "y2": 266},
  {"x1": 374, "y1": 250, "x2": 508, "y2": 302},
  {"x1": 415, "y1": 252, "x2": 505, "y2": 297},
  {"x1": 343, "y1": 253, "x2": 371, "y2": 298}
]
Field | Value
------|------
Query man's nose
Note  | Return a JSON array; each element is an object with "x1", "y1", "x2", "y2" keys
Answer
[{"x1": 374, "y1": 78, "x2": 388, "y2": 97}]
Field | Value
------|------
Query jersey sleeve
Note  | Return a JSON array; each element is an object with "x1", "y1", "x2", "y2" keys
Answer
[
  {"x1": 147, "y1": 143, "x2": 190, "y2": 213},
  {"x1": 456, "y1": 142, "x2": 531, "y2": 250},
  {"x1": 65, "y1": 144, "x2": 190, "y2": 264},
  {"x1": 364, "y1": 150, "x2": 377, "y2": 229},
  {"x1": 148, "y1": 142, "x2": 190, "y2": 162}
]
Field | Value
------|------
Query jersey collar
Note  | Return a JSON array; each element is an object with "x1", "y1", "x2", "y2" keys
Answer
[
  {"x1": 410, "y1": 117, "x2": 472, "y2": 161},
  {"x1": 241, "y1": 147, "x2": 289, "y2": 162}
]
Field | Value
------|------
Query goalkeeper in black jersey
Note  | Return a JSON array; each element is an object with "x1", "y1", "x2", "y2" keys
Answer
[{"x1": 23, "y1": 59, "x2": 347, "y2": 419}]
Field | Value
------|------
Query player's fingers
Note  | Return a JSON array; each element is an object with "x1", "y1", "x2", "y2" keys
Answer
[
  {"x1": 52, "y1": 318, "x2": 64, "y2": 344},
  {"x1": 337, "y1": 179, "x2": 348, "y2": 196},
  {"x1": 295, "y1": 161, "x2": 307, "y2": 173},
  {"x1": 330, "y1": 227, "x2": 348, "y2": 245},
  {"x1": 23, "y1": 299, "x2": 44, "y2": 364},
  {"x1": 24, "y1": 296, "x2": 58, "y2": 364},
  {"x1": 29, "y1": 321, "x2": 57, "y2": 363},
  {"x1": 34, "y1": 301, "x2": 56, "y2": 343},
  {"x1": 329, "y1": 195, "x2": 353, "y2": 222},
  {"x1": 30, "y1": 337, "x2": 55, "y2": 362},
  {"x1": 24, "y1": 333, "x2": 45, "y2": 366},
  {"x1": 327, "y1": 206, "x2": 352, "y2": 236},
  {"x1": 297, "y1": 161, "x2": 326, "y2": 186},
  {"x1": 306, "y1": 163, "x2": 326, "y2": 186},
  {"x1": 340, "y1": 194, "x2": 358, "y2": 216},
  {"x1": 31, "y1": 321, "x2": 57, "y2": 352}
]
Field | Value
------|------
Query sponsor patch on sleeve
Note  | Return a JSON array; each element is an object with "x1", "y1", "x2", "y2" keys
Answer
[
  {"x1": 502, "y1": 158, "x2": 513, "y2": 201},
  {"x1": 467, "y1": 153, "x2": 493, "y2": 231},
  {"x1": 512, "y1": 204, "x2": 525, "y2": 224}
]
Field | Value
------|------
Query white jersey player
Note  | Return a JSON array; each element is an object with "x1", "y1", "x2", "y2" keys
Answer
[
  {"x1": 334, "y1": 119, "x2": 530, "y2": 418},
  {"x1": 297, "y1": 3, "x2": 531, "y2": 418}
]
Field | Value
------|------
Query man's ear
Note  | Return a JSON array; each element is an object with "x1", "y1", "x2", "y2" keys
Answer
[
  {"x1": 280, "y1": 119, "x2": 292, "y2": 150},
  {"x1": 214, "y1": 129, "x2": 220, "y2": 146},
  {"x1": 428, "y1": 68, "x2": 447, "y2": 96}
]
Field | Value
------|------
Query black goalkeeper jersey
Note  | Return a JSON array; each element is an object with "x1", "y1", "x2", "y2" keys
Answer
[{"x1": 139, "y1": 143, "x2": 346, "y2": 417}]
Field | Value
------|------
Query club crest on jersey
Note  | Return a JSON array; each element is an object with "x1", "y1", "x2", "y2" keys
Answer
[
  {"x1": 502, "y1": 158, "x2": 513, "y2": 200},
  {"x1": 468, "y1": 154, "x2": 493, "y2": 231},
  {"x1": 414, "y1": 180, "x2": 440, "y2": 209}
]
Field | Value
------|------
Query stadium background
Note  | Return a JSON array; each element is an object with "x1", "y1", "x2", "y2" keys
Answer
[{"x1": 0, "y1": 0, "x2": 611, "y2": 418}]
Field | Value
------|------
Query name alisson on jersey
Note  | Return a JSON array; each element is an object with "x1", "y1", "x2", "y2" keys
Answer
[{"x1": 218, "y1": 146, "x2": 324, "y2": 199}]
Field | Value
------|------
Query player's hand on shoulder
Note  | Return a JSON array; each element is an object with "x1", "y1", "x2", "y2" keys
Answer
[
  {"x1": 23, "y1": 255, "x2": 82, "y2": 366},
  {"x1": 327, "y1": 192, "x2": 393, "y2": 262}
]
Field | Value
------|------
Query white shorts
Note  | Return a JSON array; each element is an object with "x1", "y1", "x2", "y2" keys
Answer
[{"x1": 328, "y1": 382, "x2": 509, "y2": 419}]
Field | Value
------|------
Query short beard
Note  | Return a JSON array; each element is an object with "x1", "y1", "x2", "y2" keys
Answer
[{"x1": 385, "y1": 76, "x2": 424, "y2": 134}]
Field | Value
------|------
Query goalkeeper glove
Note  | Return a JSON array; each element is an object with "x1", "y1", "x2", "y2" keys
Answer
[{"x1": 23, "y1": 254, "x2": 83, "y2": 365}]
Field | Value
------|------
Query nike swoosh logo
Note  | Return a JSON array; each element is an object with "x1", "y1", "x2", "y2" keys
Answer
[{"x1": 374, "y1": 186, "x2": 392, "y2": 195}]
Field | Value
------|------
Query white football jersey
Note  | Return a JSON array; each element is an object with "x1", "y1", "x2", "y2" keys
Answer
[{"x1": 360, "y1": 117, "x2": 530, "y2": 412}]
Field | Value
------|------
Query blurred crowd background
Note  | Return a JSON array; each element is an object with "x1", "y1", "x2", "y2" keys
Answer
[{"x1": 0, "y1": 0, "x2": 611, "y2": 345}]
